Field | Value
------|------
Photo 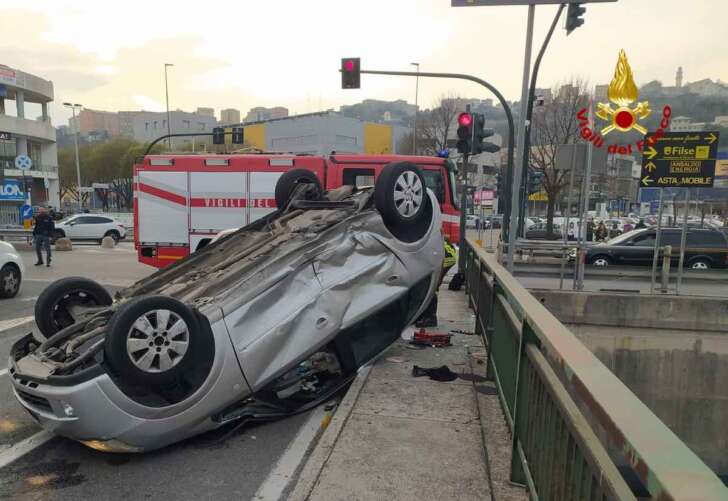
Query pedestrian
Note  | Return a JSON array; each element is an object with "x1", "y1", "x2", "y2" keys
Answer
[
  {"x1": 609, "y1": 221, "x2": 620, "y2": 238},
  {"x1": 596, "y1": 221, "x2": 608, "y2": 241},
  {"x1": 635, "y1": 219, "x2": 646, "y2": 229},
  {"x1": 416, "y1": 237, "x2": 458, "y2": 328},
  {"x1": 33, "y1": 207, "x2": 55, "y2": 267},
  {"x1": 567, "y1": 222, "x2": 577, "y2": 241},
  {"x1": 586, "y1": 219, "x2": 595, "y2": 242},
  {"x1": 623, "y1": 221, "x2": 633, "y2": 233}
]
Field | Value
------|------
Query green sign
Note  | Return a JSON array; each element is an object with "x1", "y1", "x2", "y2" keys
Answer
[{"x1": 640, "y1": 131, "x2": 719, "y2": 188}]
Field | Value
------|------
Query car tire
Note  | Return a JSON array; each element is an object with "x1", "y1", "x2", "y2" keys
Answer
[
  {"x1": 375, "y1": 162, "x2": 433, "y2": 243},
  {"x1": 0, "y1": 264, "x2": 21, "y2": 299},
  {"x1": 104, "y1": 230, "x2": 121, "y2": 243},
  {"x1": 274, "y1": 169, "x2": 322, "y2": 208},
  {"x1": 590, "y1": 255, "x2": 612, "y2": 267},
  {"x1": 104, "y1": 295, "x2": 210, "y2": 385},
  {"x1": 35, "y1": 277, "x2": 113, "y2": 337},
  {"x1": 689, "y1": 258, "x2": 711, "y2": 270}
]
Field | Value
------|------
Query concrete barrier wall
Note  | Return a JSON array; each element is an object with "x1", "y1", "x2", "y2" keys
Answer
[
  {"x1": 530, "y1": 289, "x2": 728, "y2": 476},
  {"x1": 531, "y1": 289, "x2": 728, "y2": 333}
]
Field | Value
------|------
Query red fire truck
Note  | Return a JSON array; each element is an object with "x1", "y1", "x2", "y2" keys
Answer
[{"x1": 134, "y1": 153, "x2": 460, "y2": 268}]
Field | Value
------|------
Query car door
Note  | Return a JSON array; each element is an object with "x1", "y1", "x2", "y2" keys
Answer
[
  {"x1": 622, "y1": 231, "x2": 657, "y2": 265},
  {"x1": 65, "y1": 216, "x2": 91, "y2": 239}
]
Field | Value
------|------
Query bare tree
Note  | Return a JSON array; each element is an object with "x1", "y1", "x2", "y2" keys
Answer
[
  {"x1": 529, "y1": 79, "x2": 590, "y2": 236},
  {"x1": 418, "y1": 94, "x2": 461, "y2": 155}
]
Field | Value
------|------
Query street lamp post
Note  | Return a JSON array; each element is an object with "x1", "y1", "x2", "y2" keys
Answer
[
  {"x1": 164, "y1": 63, "x2": 174, "y2": 149},
  {"x1": 410, "y1": 62, "x2": 420, "y2": 155},
  {"x1": 63, "y1": 102, "x2": 83, "y2": 211}
]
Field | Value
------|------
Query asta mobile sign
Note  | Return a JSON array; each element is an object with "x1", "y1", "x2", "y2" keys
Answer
[{"x1": 640, "y1": 131, "x2": 719, "y2": 188}]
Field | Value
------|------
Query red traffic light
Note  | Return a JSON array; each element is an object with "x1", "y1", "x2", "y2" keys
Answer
[
  {"x1": 458, "y1": 112, "x2": 472, "y2": 127},
  {"x1": 344, "y1": 59, "x2": 355, "y2": 72}
]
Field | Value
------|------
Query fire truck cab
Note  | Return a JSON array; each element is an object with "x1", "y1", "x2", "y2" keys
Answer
[{"x1": 134, "y1": 153, "x2": 460, "y2": 268}]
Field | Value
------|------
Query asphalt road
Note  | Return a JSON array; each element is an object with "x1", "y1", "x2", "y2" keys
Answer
[{"x1": 0, "y1": 241, "x2": 320, "y2": 500}]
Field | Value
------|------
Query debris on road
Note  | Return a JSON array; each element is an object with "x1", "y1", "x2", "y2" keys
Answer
[{"x1": 411, "y1": 365, "x2": 458, "y2": 382}]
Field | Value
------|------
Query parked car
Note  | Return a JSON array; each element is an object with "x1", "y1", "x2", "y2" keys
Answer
[
  {"x1": 483, "y1": 215, "x2": 503, "y2": 229},
  {"x1": 53, "y1": 215, "x2": 127, "y2": 243},
  {"x1": 585, "y1": 227, "x2": 728, "y2": 268},
  {"x1": 0, "y1": 241, "x2": 24, "y2": 299},
  {"x1": 466, "y1": 214, "x2": 480, "y2": 229},
  {"x1": 8, "y1": 162, "x2": 443, "y2": 453},
  {"x1": 525, "y1": 222, "x2": 563, "y2": 240}
]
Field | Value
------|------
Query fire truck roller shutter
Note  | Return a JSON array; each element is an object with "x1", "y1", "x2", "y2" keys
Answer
[
  {"x1": 137, "y1": 171, "x2": 189, "y2": 245},
  {"x1": 190, "y1": 172, "x2": 248, "y2": 232}
]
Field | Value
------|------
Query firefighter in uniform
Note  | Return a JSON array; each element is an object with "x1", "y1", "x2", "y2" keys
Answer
[{"x1": 415, "y1": 237, "x2": 458, "y2": 328}]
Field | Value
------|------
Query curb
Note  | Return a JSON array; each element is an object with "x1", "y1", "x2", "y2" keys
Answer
[{"x1": 288, "y1": 364, "x2": 373, "y2": 501}]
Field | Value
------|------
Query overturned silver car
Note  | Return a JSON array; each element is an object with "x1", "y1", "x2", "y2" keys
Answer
[{"x1": 9, "y1": 162, "x2": 443, "y2": 452}]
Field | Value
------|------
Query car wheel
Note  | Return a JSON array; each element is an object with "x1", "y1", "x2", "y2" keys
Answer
[
  {"x1": 104, "y1": 230, "x2": 120, "y2": 243},
  {"x1": 104, "y1": 295, "x2": 209, "y2": 385},
  {"x1": 0, "y1": 264, "x2": 20, "y2": 299},
  {"x1": 590, "y1": 255, "x2": 612, "y2": 267},
  {"x1": 35, "y1": 277, "x2": 113, "y2": 337},
  {"x1": 274, "y1": 169, "x2": 322, "y2": 208},
  {"x1": 374, "y1": 162, "x2": 433, "y2": 243},
  {"x1": 689, "y1": 259, "x2": 710, "y2": 270}
]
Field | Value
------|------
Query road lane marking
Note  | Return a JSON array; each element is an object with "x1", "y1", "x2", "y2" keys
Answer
[
  {"x1": 253, "y1": 405, "x2": 328, "y2": 501},
  {"x1": 0, "y1": 316, "x2": 34, "y2": 333},
  {"x1": 0, "y1": 430, "x2": 55, "y2": 469},
  {"x1": 0, "y1": 368, "x2": 7, "y2": 377}
]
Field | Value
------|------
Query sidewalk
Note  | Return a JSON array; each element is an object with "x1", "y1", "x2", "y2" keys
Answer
[{"x1": 289, "y1": 287, "x2": 527, "y2": 501}]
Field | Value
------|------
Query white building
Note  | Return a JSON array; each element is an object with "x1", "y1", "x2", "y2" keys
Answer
[
  {"x1": 670, "y1": 116, "x2": 706, "y2": 132},
  {"x1": 118, "y1": 110, "x2": 218, "y2": 147},
  {"x1": 0, "y1": 64, "x2": 59, "y2": 224}
]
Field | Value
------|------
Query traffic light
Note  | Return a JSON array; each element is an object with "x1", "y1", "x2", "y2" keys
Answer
[
  {"x1": 232, "y1": 127, "x2": 244, "y2": 144},
  {"x1": 565, "y1": 3, "x2": 586, "y2": 35},
  {"x1": 341, "y1": 58, "x2": 361, "y2": 89},
  {"x1": 527, "y1": 171, "x2": 544, "y2": 194},
  {"x1": 495, "y1": 173, "x2": 504, "y2": 199},
  {"x1": 456, "y1": 112, "x2": 473, "y2": 154},
  {"x1": 213, "y1": 127, "x2": 225, "y2": 145},
  {"x1": 472, "y1": 113, "x2": 500, "y2": 155}
]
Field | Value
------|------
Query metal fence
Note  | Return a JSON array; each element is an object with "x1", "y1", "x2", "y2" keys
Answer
[
  {"x1": 464, "y1": 237, "x2": 728, "y2": 500},
  {"x1": 0, "y1": 205, "x2": 20, "y2": 226}
]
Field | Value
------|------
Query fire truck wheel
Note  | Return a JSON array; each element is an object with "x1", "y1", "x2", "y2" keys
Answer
[
  {"x1": 104, "y1": 295, "x2": 210, "y2": 386},
  {"x1": 35, "y1": 277, "x2": 113, "y2": 338},
  {"x1": 375, "y1": 162, "x2": 433, "y2": 243},
  {"x1": 274, "y1": 169, "x2": 322, "y2": 208}
]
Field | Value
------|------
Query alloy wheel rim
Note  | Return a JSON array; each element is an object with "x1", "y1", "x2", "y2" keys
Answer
[
  {"x1": 393, "y1": 171, "x2": 423, "y2": 218},
  {"x1": 126, "y1": 309, "x2": 189, "y2": 373},
  {"x1": 2, "y1": 271, "x2": 18, "y2": 293}
]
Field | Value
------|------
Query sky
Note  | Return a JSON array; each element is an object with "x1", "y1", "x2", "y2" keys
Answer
[{"x1": 1, "y1": 0, "x2": 726, "y2": 127}]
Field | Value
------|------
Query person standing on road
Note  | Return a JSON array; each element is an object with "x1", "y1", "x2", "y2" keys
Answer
[
  {"x1": 595, "y1": 221, "x2": 608, "y2": 242},
  {"x1": 33, "y1": 207, "x2": 54, "y2": 267},
  {"x1": 635, "y1": 219, "x2": 646, "y2": 229},
  {"x1": 416, "y1": 237, "x2": 458, "y2": 328},
  {"x1": 586, "y1": 219, "x2": 595, "y2": 242}
]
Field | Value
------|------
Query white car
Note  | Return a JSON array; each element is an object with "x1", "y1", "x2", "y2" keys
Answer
[
  {"x1": 54, "y1": 215, "x2": 127, "y2": 244},
  {"x1": 0, "y1": 241, "x2": 24, "y2": 299}
]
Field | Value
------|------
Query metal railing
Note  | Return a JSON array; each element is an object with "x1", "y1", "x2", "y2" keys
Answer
[{"x1": 464, "y1": 237, "x2": 728, "y2": 500}]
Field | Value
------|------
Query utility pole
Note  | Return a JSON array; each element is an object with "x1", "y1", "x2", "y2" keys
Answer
[
  {"x1": 411, "y1": 62, "x2": 420, "y2": 155},
  {"x1": 63, "y1": 102, "x2": 83, "y2": 211},
  {"x1": 164, "y1": 63, "x2": 174, "y2": 149}
]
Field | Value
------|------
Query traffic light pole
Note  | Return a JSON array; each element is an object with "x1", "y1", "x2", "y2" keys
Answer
[
  {"x1": 356, "y1": 69, "x2": 515, "y2": 272},
  {"x1": 508, "y1": 3, "x2": 536, "y2": 273}
]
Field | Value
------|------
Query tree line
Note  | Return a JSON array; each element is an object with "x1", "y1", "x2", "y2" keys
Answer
[{"x1": 58, "y1": 138, "x2": 165, "y2": 210}]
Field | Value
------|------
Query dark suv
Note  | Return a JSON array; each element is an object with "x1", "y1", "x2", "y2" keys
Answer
[{"x1": 585, "y1": 228, "x2": 728, "y2": 269}]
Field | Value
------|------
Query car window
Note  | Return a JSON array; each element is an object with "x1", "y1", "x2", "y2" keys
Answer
[
  {"x1": 660, "y1": 232, "x2": 682, "y2": 247},
  {"x1": 72, "y1": 216, "x2": 92, "y2": 224},
  {"x1": 342, "y1": 168, "x2": 375, "y2": 188},
  {"x1": 420, "y1": 169, "x2": 445, "y2": 203},
  {"x1": 632, "y1": 233, "x2": 657, "y2": 246},
  {"x1": 87, "y1": 216, "x2": 112, "y2": 224},
  {"x1": 688, "y1": 231, "x2": 728, "y2": 248}
]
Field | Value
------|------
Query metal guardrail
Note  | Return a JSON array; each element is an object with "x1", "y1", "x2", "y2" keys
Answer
[
  {"x1": 0, "y1": 228, "x2": 32, "y2": 242},
  {"x1": 464, "y1": 237, "x2": 728, "y2": 500}
]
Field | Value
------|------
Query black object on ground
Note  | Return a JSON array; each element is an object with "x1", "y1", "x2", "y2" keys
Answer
[{"x1": 412, "y1": 365, "x2": 458, "y2": 382}]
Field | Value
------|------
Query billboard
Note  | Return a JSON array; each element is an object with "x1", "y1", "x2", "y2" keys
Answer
[{"x1": 0, "y1": 179, "x2": 25, "y2": 201}]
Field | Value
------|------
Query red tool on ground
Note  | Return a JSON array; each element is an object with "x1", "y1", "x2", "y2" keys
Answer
[{"x1": 411, "y1": 328, "x2": 452, "y2": 348}]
